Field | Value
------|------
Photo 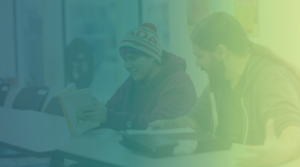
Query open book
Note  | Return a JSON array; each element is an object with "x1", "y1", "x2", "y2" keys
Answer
[
  {"x1": 126, "y1": 127, "x2": 195, "y2": 135},
  {"x1": 59, "y1": 83, "x2": 100, "y2": 135}
]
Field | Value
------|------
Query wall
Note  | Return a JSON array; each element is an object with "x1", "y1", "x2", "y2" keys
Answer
[
  {"x1": 0, "y1": 0, "x2": 17, "y2": 84},
  {"x1": 42, "y1": 0, "x2": 65, "y2": 95},
  {"x1": 249, "y1": 0, "x2": 300, "y2": 67},
  {"x1": 169, "y1": 0, "x2": 208, "y2": 97}
]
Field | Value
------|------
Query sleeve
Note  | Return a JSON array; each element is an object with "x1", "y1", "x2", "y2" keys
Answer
[
  {"x1": 186, "y1": 84, "x2": 213, "y2": 132},
  {"x1": 101, "y1": 77, "x2": 131, "y2": 130},
  {"x1": 104, "y1": 73, "x2": 198, "y2": 131},
  {"x1": 259, "y1": 69, "x2": 300, "y2": 136},
  {"x1": 163, "y1": 84, "x2": 213, "y2": 132}
]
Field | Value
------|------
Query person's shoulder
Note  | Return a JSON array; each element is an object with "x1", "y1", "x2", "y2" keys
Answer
[
  {"x1": 261, "y1": 63, "x2": 296, "y2": 82},
  {"x1": 255, "y1": 63, "x2": 300, "y2": 94},
  {"x1": 167, "y1": 70, "x2": 192, "y2": 80},
  {"x1": 249, "y1": 55, "x2": 293, "y2": 82},
  {"x1": 162, "y1": 50, "x2": 184, "y2": 62},
  {"x1": 119, "y1": 75, "x2": 135, "y2": 88},
  {"x1": 162, "y1": 71, "x2": 195, "y2": 89},
  {"x1": 162, "y1": 50, "x2": 175, "y2": 57},
  {"x1": 162, "y1": 50, "x2": 186, "y2": 65}
]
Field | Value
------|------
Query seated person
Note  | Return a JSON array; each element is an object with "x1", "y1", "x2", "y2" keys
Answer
[
  {"x1": 81, "y1": 23, "x2": 197, "y2": 131},
  {"x1": 149, "y1": 12, "x2": 300, "y2": 167}
]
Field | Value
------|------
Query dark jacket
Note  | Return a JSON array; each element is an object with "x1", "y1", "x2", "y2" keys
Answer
[
  {"x1": 103, "y1": 50, "x2": 197, "y2": 131},
  {"x1": 185, "y1": 54, "x2": 300, "y2": 145}
]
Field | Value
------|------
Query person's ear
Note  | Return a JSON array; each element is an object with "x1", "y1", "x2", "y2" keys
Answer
[{"x1": 214, "y1": 45, "x2": 228, "y2": 61}]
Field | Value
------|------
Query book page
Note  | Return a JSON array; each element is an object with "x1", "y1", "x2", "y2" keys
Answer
[
  {"x1": 61, "y1": 83, "x2": 77, "y2": 95},
  {"x1": 127, "y1": 127, "x2": 195, "y2": 135},
  {"x1": 60, "y1": 88, "x2": 99, "y2": 135}
]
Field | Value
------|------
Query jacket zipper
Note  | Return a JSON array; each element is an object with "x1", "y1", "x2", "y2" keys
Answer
[
  {"x1": 209, "y1": 92, "x2": 218, "y2": 135},
  {"x1": 241, "y1": 98, "x2": 249, "y2": 144},
  {"x1": 209, "y1": 93, "x2": 250, "y2": 143}
]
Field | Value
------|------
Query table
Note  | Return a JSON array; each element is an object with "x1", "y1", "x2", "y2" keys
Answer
[
  {"x1": 0, "y1": 107, "x2": 239, "y2": 167},
  {"x1": 2, "y1": 107, "x2": 299, "y2": 167},
  {"x1": 0, "y1": 107, "x2": 70, "y2": 165},
  {"x1": 56, "y1": 128, "x2": 242, "y2": 167},
  {"x1": 279, "y1": 158, "x2": 300, "y2": 167}
]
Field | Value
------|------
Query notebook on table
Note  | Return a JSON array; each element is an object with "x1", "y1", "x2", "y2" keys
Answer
[{"x1": 120, "y1": 128, "x2": 232, "y2": 158}]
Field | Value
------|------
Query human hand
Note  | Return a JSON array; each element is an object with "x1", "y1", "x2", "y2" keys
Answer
[
  {"x1": 236, "y1": 119, "x2": 300, "y2": 167},
  {"x1": 148, "y1": 119, "x2": 172, "y2": 130},
  {"x1": 78, "y1": 102, "x2": 107, "y2": 123}
]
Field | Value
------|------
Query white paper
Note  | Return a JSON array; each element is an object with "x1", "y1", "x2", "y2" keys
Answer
[
  {"x1": 127, "y1": 127, "x2": 195, "y2": 135},
  {"x1": 173, "y1": 140, "x2": 198, "y2": 156},
  {"x1": 61, "y1": 83, "x2": 77, "y2": 95},
  {"x1": 60, "y1": 88, "x2": 99, "y2": 135}
]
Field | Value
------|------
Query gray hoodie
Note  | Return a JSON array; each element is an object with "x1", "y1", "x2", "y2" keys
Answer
[{"x1": 174, "y1": 54, "x2": 300, "y2": 145}]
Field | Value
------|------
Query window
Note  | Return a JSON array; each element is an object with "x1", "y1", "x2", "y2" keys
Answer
[
  {"x1": 15, "y1": 0, "x2": 44, "y2": 87},
  {"x1": 142, "y1": 0, "x2": 170, "y2": 50},
  {"x1": 0, "y1": 0, "x2": 17, "y2": 86},
  {"x1": 64, "y1": 0, "x2": 136, "y2": 102}
]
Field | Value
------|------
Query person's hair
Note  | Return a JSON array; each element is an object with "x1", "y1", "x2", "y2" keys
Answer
[{"x1": 191, "y1": 12, "x2": 300, "y2": 80}]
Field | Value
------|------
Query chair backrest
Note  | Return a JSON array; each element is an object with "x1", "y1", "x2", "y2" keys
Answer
[
  {"x1": 12, "y1": 86, "x2": 49, "y2": 111},
  {"x1": 0, "y1": 83, "x2": 11, "y2": 107},
  {"x1": 0, "y1": 79, "x2": 6, "y2": 85},
  {"x1": 3, "y1": 88, "x2": 21, "y2": 108},
  {"x1": 43, "y1": 96, "x2": 64, "y2": 117}
]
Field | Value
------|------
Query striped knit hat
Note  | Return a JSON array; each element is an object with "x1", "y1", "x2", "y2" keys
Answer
[{"x1": 119, "y1": 23, "x2": 162, "y2": 63}]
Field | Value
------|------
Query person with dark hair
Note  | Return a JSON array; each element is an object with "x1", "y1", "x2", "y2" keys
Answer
[
  {"x1": 65, "y1": 38, "x2": 95, "y2": 89},
  {"x1": 149, "y1": 12, "x2": 300, "y2": 167},
  {"x1": 80, "y1": 23, "x2": 197, "y2": 131}
]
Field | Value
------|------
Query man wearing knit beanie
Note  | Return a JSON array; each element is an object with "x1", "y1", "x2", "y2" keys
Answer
[
  {"x1": 80, "y1": 23, "x2": 197, "y2": 131},
  {"x1": 118, "y1": 23, "x2": 163, "y2": 83}
]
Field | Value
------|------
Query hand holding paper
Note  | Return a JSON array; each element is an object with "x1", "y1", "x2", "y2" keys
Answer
[
  {"x1": 59, "y1": 83, "x2": 102, "y2": 135},
  {"x1": 148, "y1": 119, "x2": 173, "y2": 130},
  {"x1": 79, "y1": 102, "x2": 107, "y2": 123}
]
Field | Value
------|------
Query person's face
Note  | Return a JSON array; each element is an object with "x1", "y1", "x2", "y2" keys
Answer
[
  {"x1": 192, "y1": 43, "x2": 227, "y2": 81},
  {"x1": 122, "y1": 53, "x2": 157, "y2": 82}
]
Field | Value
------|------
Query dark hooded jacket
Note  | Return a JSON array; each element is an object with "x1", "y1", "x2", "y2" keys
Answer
[
  {"x1": 102, "y1": 50, "x2": 197, "y2": 131},
  {"x1": 174, "y1": 54, "x2": 300, "y2": 145}
]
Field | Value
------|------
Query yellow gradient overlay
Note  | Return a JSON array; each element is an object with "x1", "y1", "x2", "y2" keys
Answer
[{"x1": 164, "y1": 1, "x2": 300, "y2": 167}]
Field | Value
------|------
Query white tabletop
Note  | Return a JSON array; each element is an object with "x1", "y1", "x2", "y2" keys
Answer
[
  {"x1": 56, "y1": 128, "x2": 245, "y2": 167},
  {"x1": 1, "y1": 107, "x2": 300, "y2": 167},
  {"x1": 279, "y1": 158, "x2": 300, "y2": 167},
  {"x1": 0, "y1": 107, "x2": 70, "y2": 157},
  {"x1": 2, "y1": 108, "x2": 299, "y2": 167}
]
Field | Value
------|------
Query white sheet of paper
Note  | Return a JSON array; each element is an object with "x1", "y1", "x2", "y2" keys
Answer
[
  {"x1": 61, "y1": 83, "x2": 77, "y2": 95},
  {"x1": 127, "y1": 127, "x2": 195, "y2": 135},
  {"x1": 60, "y1": 88, "x2": 99, "y2": 135}
]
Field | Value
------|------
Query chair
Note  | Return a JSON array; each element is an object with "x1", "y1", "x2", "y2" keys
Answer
[
  {"x1": 12, "y1": 87, "x2": 49, "y2": 112},
  {"x1": 0, "y1": 83, "x2": 11, "y2": 107},
  {"x1": 43, "y1": 97, "x2": 64, "y2": 117},
  {"x1": 1, "y1": 87, "x2": 50, "y2": 166},
  {"x1": 0, "y1": 78, "x2": 6, "y2": 84},
  {"x1": 0, "y1": 141, "x2": 27, "y2": 164}
]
